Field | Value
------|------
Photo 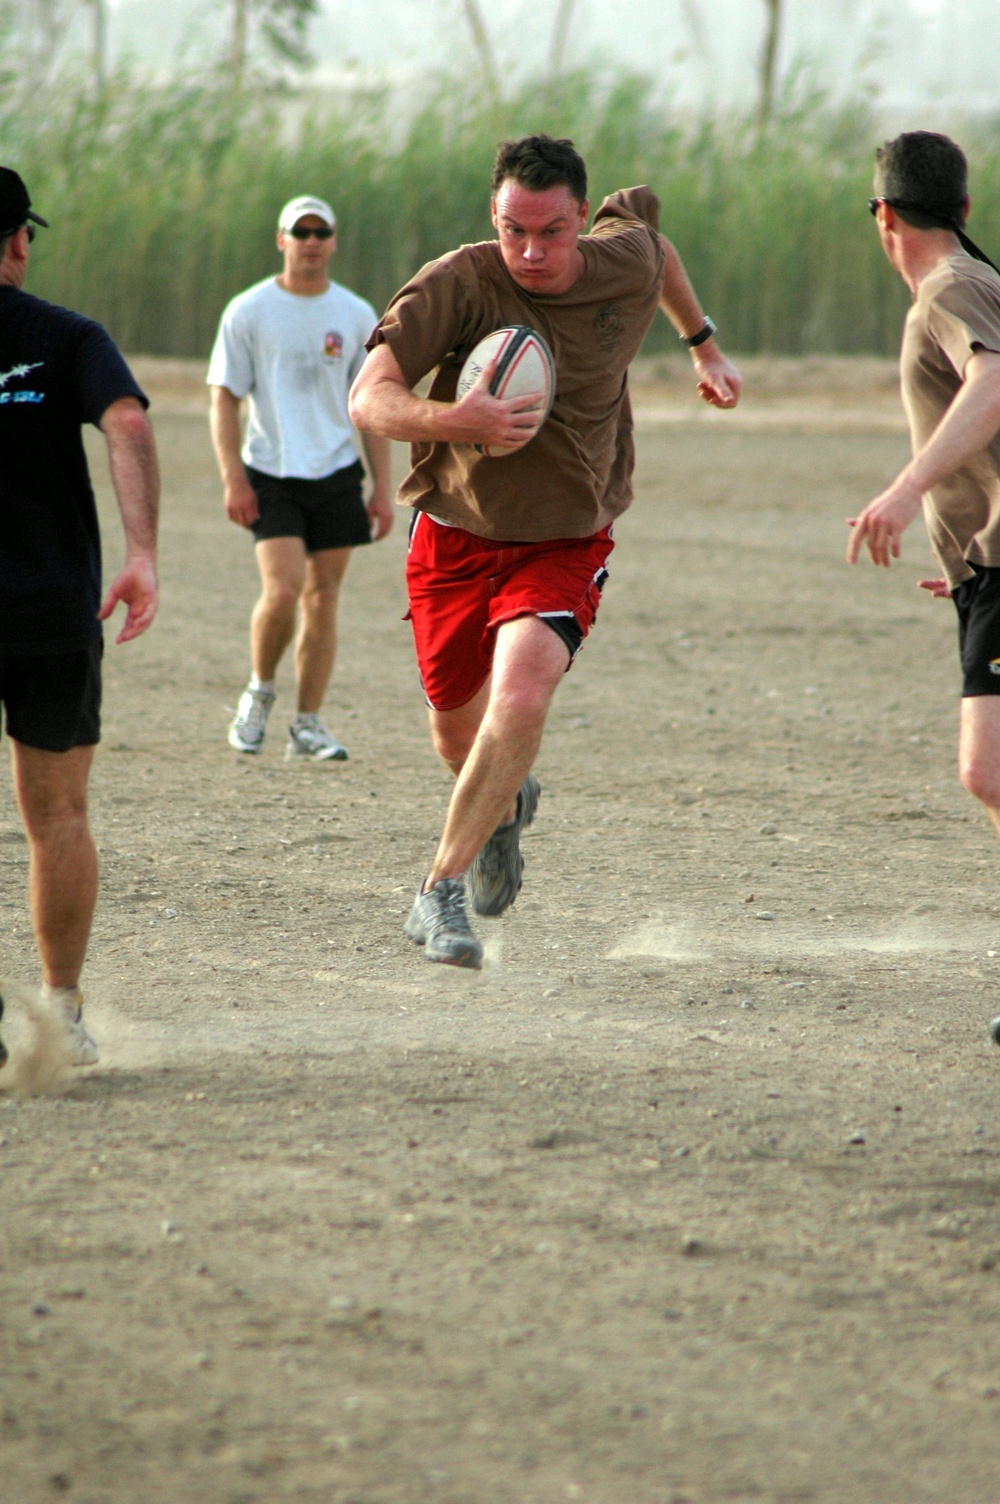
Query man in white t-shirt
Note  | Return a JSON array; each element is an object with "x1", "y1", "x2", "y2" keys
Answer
[{"x1": 208, "y1": 194, "x2": 392, "y2": 760}]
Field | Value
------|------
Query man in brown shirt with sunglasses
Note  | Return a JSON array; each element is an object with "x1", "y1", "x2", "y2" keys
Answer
[{"x1": 849, "y1": 131, "x2": 1000, "y2": 882}]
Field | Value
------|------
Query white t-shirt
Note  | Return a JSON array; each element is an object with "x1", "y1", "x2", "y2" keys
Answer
[{"x1": 206, "y1": 276, "x2": 377, "y2": 481}]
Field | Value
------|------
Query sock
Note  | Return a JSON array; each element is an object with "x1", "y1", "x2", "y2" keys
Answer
[
  {"x1": 249, "y1": 675, "x2": 275, "y2": 695},
  {"x1": 40, "y1": 983, "x2": 82, "y2": 1016}
]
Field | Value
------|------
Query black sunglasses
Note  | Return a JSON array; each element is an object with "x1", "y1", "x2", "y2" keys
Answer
[
  {"x1": 287, "y1": 225, "x2": 334, "y2": 240},
  {"x1": 869, "y1": 194, "x2": 963, "y2": 219},
  {"x1": 868, "y1": 195, "x2": 1000, "y2": 274}
]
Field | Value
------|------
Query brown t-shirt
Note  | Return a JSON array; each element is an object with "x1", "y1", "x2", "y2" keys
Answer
[
  {"x1": 901, "y1": 254, "x2": 1000, "y2": 589},
  {"x1": 367, "y1": 187, "x2": 666, "y2": 540}
]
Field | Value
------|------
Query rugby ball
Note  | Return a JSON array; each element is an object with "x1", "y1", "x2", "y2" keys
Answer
[{"x1": 456, "y1": 325, "x2": 555, "y2": 457}]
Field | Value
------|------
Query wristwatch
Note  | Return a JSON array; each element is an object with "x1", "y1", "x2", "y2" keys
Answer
[{"x1": 681, "y1": 317, "x2": 717, "y2": 348}]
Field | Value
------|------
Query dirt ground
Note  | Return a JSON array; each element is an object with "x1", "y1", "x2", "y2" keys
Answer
[{"x1": 3, "y1": 356, "x2": 1000, "y2": 1504}]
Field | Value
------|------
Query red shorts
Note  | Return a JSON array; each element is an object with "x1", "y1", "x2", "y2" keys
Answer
[{"x1": 405, "y1": 512, "x2": 614, "y2": 710}]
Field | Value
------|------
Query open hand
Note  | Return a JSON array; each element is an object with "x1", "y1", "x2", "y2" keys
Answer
[
  {"x1": 367, "y1": 489, "x2": 395, "y2": 541},
  {"x1": 693, "y1": 349, "x2": 742, "y2": 409},
  {"x1": 451, "y1": 356, "x2": 545, "y2": 450},
  {"x1": 224, "y1": 476, "x2": 260, "y2": 529},
  {"x1": 98, "y1": 554, "x2": 159, "y2": 643},
  {"x1": 918, "y1": 577, "x2": 951, "y2": 599},
  {"x1": 847, "y1": 477, "x2": 923, "y2": 566}
]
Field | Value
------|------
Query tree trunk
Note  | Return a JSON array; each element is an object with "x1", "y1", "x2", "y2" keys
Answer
[
  {"x1": 84, "y1": 0, "x2": 107, "y2": 94},
  {"x1": 230, "y1": 0, "x2": 248, "y2": 89},
  {"x1": 461, "y1": 0, "x2": 500, "y2": 105},
  {"x1": 679, "y1": 0, "x2": 709, "y2": 60},
  {"x1": 547, "y1": 0, "x2": 576, "y2": 84},
  {"x1": 756, "y1": 0, "x2": 783, "y2": 130}
]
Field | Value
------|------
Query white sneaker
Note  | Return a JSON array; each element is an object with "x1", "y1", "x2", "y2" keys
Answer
[
  {"x1": 43, "y1": 987, "x2": 99, "y2": 1067},
  {"x1": 229, "y1": 685, "x2": 275, "y2": 753},
  {"x1": 286, "y1": 714, "x2": 349, "y2": 761}
]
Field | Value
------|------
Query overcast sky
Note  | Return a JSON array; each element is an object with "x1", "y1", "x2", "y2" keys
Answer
[{"x1": 106, "y1": 0, "x2": 993, "y2": 118}]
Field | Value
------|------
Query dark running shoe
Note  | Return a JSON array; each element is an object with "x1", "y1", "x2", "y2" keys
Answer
[
  {"x1": 468, "y1": 775, "x2": 541, "y2": 917},
  {"x1": 404, "y1": 877, "x2": 483, "y2": 969}
]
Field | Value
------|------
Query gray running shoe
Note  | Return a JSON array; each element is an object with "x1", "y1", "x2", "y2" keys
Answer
[
  {"x1": 229, "y1": 685, "x2": 275, "y2": 754},
  {"x1": 468, "y1": 775, "x2": 541, "y2": 917},
  {"x1": 286, "y1": 714, "x2": 349, "y2": 761},
  {"x1": 0, "y1": 992, "x2": 7, "y2": 1069},
  {"x1": 45, "y1": 988, "x2": 99, "y2": 1067},
  {"x1": 404, "y1": 877, "x2": 483, "y2": 969}
]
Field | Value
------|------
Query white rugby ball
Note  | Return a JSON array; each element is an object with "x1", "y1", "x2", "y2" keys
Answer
[{"x1": 456, "y1": 325, "x2": 555, "y2": 457}]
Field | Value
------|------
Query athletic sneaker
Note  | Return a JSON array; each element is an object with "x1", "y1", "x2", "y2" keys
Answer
[
  {"x1": 228, "y1": 685, "x2": 275, "y2": 754},
  {"x1": 404, "y1": 877, "x2": 483, "y2": 969},
  {"x1": 468, "y1": 775, "x2": 541, "y2": 917},
  {"x1": 42, "y1": 987, "x2": 99, "y2": 1067},
  {"x1": 0, "y1": 992, "x2": 7, "y2": 1070},
  {"x1": 286, "y1": 714, "x2": 349, "y2": 762}
]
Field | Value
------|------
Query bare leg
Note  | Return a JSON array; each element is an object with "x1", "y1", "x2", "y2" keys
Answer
[
  {"x1": 428, "y1": 679, "x2": 491, "y2": 776},
  {"x1": 250, "y1": 537, "x2": 307, "y2": 683},
  {"x1": 11, "y1": 742, "x2": 97, "y2": 989},
  {"x1": 958, "y1": 696, "x2": 1000, "y2": 837},
  {"x1": 295, "y1": 547, "x2": 351, "y2": 714},
  {"x1": 426, "y1": 616, "x2": 568, "y2": 886}
]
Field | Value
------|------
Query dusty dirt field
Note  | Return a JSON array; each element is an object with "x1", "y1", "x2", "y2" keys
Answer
[{"x1": 3, "y1": 357, "x2": 1000, "y2": 1504}]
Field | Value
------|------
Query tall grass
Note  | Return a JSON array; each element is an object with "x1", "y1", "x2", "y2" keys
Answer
[{"x1": 4, "y1": 66, "x2": 999, "y2": 358}]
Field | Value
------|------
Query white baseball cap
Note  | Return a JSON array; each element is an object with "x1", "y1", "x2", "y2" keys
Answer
[{"x1": 277, "y1": 195, "x2": 336, "y2": 232}]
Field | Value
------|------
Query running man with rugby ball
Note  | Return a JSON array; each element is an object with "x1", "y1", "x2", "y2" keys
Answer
[{"x1": 350, "y1": 134, "x2": 741, "y2": 968}]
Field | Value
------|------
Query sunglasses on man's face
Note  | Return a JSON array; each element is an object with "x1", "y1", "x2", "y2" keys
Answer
[{"x1": 287, "y1": 225, "x2": 334, "y2": 240}]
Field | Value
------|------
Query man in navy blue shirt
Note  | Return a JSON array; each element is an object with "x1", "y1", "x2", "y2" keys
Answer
[{"x1": 0, "y1": 166, "x2": 160, "y2": 1070}]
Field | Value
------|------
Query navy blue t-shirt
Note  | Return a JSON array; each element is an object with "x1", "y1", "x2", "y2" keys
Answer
[{"x1": 0, "y1": 285, "x2": 147, "y2": 654}]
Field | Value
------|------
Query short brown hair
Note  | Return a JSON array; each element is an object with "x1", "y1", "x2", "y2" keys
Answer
[
  {"x1": 874, "y1": 131, "x2": 968, "y2": 230},
  {"x1": 491, "y1": 134, "x2": 587, "y2": 205}
]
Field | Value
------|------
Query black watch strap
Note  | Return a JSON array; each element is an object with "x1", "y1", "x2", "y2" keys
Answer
[{"x1": 682, "y1": 317, "x2": 717, "y2": 348}]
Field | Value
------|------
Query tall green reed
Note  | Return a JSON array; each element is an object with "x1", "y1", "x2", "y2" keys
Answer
[{"x1": 4, "y1": 65, "x2": 996, "y2": 358}]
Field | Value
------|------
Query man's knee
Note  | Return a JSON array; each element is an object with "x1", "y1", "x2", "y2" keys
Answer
[
  {"x1": 960, "y1": 749, "x2": 1000, "y2": 809},
  {"x1": 489, "y1": 666, "x2": 561, "y2": 726},
  {"x1": 301, "y1": 577, "x2": 340, "y2": 619},
  {"x1": 15, "y1": 751, "x2": 92, "y2": 840},
  {"x1": 264, "y1": 574, "x2": 303, "y2": 609},
  {"x1": 432, "y1": 725, "x2": 471, "y2": 770},
  {"x1": 958, "y1": 702, "x2": 1000, "y2": 809}
]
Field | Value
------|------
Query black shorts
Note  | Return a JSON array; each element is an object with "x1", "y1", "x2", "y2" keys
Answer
[
  {"x1": 953, "y1": 564, "x2": 1000, "y2": 696},
  {"x1": 0, "y1": 641, "x2": 103, "y2": 751},
  {"x1": 246, "y1": 461, "x2": 371, "y2": 552}
]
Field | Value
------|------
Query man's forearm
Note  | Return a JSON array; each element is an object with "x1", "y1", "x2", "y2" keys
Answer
[
  {"x1": 361, "y1": 430, "x2": 392, "y2": 491},
  {"x1": 906, "y1": 354, "x2": 1000, "y2": 494},
  {"x1": 101, "y1": 399, "x2": 159, "y2": 557},
  {"x1": 209, "y1": 387, "x2": 248, "y2": 485},
  {"x1": 351, "y1": 376, "x2": 462, "y2": 444},
  {"x1": 658, "y1": 236, "x2": 708, "y2": 339}
]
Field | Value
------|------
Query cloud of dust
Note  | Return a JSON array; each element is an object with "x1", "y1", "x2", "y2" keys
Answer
[
  {"x1": 0, "y1": 982, "x2": 75, "y2": 1098},
  {"x1": 609, "y1": 917, "x2": 982, "y2": 963}
]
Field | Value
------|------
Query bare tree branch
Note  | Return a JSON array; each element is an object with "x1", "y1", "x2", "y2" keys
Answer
[{"x1": 229, "y1": 0, "x2": 318, "y2": 89}]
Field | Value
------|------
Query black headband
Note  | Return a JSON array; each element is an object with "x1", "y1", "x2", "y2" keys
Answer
[{"x1": 876, "y1": 195, "x2": 1000, "y2": 276}]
